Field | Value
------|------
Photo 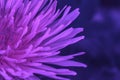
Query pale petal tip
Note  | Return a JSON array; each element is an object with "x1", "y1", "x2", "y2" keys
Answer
[
  {"x1": 83, "y1": 64, "x2": 87, "y2": 68},
  {"x1": 80, "y1": 52, "x2": 86, "y2": 55},
  {"x1": 80, "y1": 28, "x2": 84, "y2": 32},
  {"x1": 81, "y1": 36, "x2": 85, "y2": 40},
  {"x1": 76, "y1": 8, "x2": 80, "y2": 14}
]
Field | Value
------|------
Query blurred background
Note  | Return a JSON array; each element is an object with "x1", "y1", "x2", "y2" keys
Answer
[{"x1": 57, "y1": 0, "x2": 120, "y2": 80}]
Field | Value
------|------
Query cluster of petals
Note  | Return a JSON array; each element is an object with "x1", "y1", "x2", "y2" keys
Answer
[{"x1": 0, "y1": 0, "x2": 86, "y2": 80}]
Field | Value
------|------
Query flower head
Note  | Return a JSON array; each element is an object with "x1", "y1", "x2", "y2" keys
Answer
[{"x1": 0, "y1": 0, "x2": 86, "y2": 80}]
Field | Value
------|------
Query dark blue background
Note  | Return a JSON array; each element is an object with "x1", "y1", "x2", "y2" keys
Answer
[{"x1": 57, "y1": 0, "x2": 120, "y2": 80}]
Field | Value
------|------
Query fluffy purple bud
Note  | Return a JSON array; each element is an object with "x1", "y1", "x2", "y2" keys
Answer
[{"x1": 0, "y1": 0, "x2": 86, "y2": 80}]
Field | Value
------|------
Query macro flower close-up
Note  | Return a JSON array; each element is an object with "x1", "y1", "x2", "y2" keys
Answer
[{"x1": 0, "y1": 0, "x2": 86, "y2": 80}]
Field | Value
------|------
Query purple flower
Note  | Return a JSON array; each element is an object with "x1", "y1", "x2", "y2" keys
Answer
[{"x1": 0, "y1": 0, "x2": 86, "y2": 80}]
